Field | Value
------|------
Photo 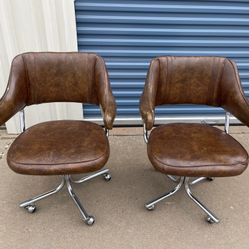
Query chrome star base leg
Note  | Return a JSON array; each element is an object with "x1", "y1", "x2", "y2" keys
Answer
[
  {"x1": 65, "y1": 175, "x2": 95, "y2": 226},
  {"x1": 190, "y1": 177, "x2": 214, "y2": 186},
  {"x1": 69, "y1": 168, "x2": 111, "y2": 183},
  {"x1": 166, "y1": 175, "x2": 180, "y2": 183},
  {"x1": 19, "y1": 177, "x2": 65, "y2": 213},
  {"x1": 166, "y1": 175, "x2": 214, "y2": 186},
  {"x1": 145, "y1": 176, "x2": 219, "y2": 224},
  {"x1": 185, "y1": 177, "x2": 219, "y2": 224},
  {"x1": 19, "y1": 168, "x2": 111, "y2": 226},
  {"x1": 145, "y1": 177, "x2": 184, "y2": 210}
]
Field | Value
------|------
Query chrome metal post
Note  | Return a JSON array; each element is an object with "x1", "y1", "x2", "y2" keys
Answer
[
  {"x1": 65, "y1": 175, "x2": 95, "y2": 225},
  {"x1": 20, "y1": 177, "x2": 65, "y2": 211},
  {"x1": 145, "y1": 177, "x2": 184, "y2": 210},
  {"x1": 19, "y1": 109, "x2": 25, "y2": 132},
  {"x1": 143, "y1": 123, "x2": 149, "y2": 144},
  {"x1": 105, "y1": 128, "x2": 109, "y2": 137},
  {"x1": 184, "y1": 177, "x2": 219, "y2": 223},
  {"x1": 224, "y1": 111, "x2": 230, "y2": 134}
]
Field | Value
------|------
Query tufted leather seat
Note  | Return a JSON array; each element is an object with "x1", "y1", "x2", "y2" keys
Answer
[
  {"x1": 148, "y1": 123, "x2": 248, "y2": 177},
  {"x1": 7, "y1": 120, "x2": 109, "y2": 175}
]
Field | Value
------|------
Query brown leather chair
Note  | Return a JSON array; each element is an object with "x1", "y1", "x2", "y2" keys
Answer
[
  {"x1": 0, "y1": 52, "x2": 116, "y2": 226},
  {"x1": 140, "y1": 56, "x2": 249, "y2": 224}
]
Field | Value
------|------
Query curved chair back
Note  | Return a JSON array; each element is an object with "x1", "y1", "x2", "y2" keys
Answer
[
  {"x1": 0, "y1": 52, "x2": 116, "y2": 129},
  {"x1": 7, "y1": 52, "x2": 112, "y2": 105},
  {"x1": 140, "y1": 56, "x2": 249, "y2": 129}
]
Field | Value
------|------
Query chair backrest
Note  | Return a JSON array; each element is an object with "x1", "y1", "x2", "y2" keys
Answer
[
  {"x1": 9, "y1": 52, "x2": 110, "y2": 105},
  {"x1": 141, "y1": 56, "x2": 249, "y2": 129},
  {"x1": 148, "y1": 56, "x2": 233, "y2": 107}
]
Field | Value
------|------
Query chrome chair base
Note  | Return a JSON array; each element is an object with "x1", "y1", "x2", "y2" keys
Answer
[
  {"x1": 145, "y1": 176, "x2": 219, "y2": 224},
  {"x1": 166, "y1": 175, "x2": 214, "y2": 185},
  {"x1": 19, "y1": 168, "x2": 111, "y2": 226}
]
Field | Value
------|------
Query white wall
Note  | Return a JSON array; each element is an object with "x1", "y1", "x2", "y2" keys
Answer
[{"x1": 0, "y1": 0, "x2": 83, "y2": 134}]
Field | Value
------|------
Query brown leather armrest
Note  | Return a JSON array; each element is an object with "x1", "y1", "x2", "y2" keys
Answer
[
  {"x1": 140, "y1": 94, "x2": 155, "y2": 130},
  {"x1": 221, "y1": 59, "x2": 249, "y2": 127},
  {"x1": 95, "y1": 56, "x2": 116, "y2": 129},
  {"x1": 99, "y1": 96, "x2": 116, "y2": 130},
  {"x1": 140, "y1": 59, "x2": 159, "y2": 130},
  {"x1": 0, "y1": 55, "x2": 27, "y2": 126}
]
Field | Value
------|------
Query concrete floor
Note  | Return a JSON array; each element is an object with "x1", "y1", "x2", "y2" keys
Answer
[{"x1": 1, "y1": 126, "x2": 249, "y2": 249}]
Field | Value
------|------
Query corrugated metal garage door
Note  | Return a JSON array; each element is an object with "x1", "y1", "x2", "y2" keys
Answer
[{"x1": 75, "y1": 0, "x2": 249, "y2": 124}]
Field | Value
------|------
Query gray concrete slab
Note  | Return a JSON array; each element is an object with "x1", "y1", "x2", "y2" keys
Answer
[{"x1": 0, "y1": 126, "x2": 249, "y2": 249}]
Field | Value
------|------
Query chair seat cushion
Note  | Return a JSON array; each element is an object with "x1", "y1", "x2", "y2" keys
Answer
[
  {"x1": 147, "y1": 123, "x2": 248, "y2": 177},
  {"x1": 7, "y1": 120, "x2": 109, "y2": 175}
]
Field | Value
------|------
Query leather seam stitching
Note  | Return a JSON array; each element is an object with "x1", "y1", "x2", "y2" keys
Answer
[
  {"x1": 9, "y1": 147, "x2": 109, "y2": 166},
  {"x1": 149, "y1": 152, "x2": 248, "y2": 168},
  {"x1": 216, "y1": 58, "x2": 226, "y2": 106},
  {"x1": 93, "y1": 55, "x2": 97, "y2": 104},
  {"x1": 165, "y1": 57, "x2": 169, "y2": 103},
  {"x1": 158, "y1": 58, "x2": 162, "y2": 107},
  {"x1": 227, "y1": 59, "x2": 249, "y2": 109},
  {"x1": 21, "y1": 55, "x2": 30, "y2": 103}
]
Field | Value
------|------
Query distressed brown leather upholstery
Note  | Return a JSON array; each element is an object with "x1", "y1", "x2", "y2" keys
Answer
[
  {"x1": 141, "y1": 56, "x2": 249, "y2": 177},
  {"x1": 0, "y1": 52, "x2": 116, "y2": 175},
  {"x1": 141, "y1": 56, "x2": 249, "y2": 130},
  {"x1": 0, "y1": 52, "x2": 116, "y2": 130},
  {"x1": 148, "y1": 123, "x2": 248, "y2": 177},
  {"x1": 7, "y1": 121, "x2": 109, "y2": 175}
]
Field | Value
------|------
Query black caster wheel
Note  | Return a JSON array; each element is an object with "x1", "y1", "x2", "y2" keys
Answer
[
  {"x1": 145, "y1": 204, "x2": 155, "y2": 211},
  {"x1": 103, "y1": 173, "x2": 111, "y2": 181},
  {"x1": 206, "y1": 216, "x2": 215, "y2": 224},
  {"x1": 85, "y1": 216, "x2": 95, "y2": 226},
  {"x1": 206, "y1": 177, "x2": 214, "y2": 181},
  {"x1": 25, "y1": 204, "x2": 36, "y2": 213}
]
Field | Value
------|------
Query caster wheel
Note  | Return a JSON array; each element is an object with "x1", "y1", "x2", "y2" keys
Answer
[
  {"x1": 145, "y1": 204, "x2": 155, "y2": 211},
  {"x1": 25, "y1": 204, "x2": 36, "y2": 213},
  {"x1": 103, "y1": 173, "x2": 111, "y2": 182},
  {"x1": 206, "y1": 177, "x2": 214, "y2": 181},
  {"x1": 206, "y1": 216, "x2": 215, "y2": 224},
  {"x1": 85, "y1": 216, "x2": 95, "y2": 226}
]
